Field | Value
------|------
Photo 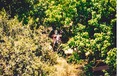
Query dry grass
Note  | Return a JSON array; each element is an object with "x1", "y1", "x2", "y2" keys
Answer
[{"x1": 51, "y1": 57, "x2": 84, "y2": 76}]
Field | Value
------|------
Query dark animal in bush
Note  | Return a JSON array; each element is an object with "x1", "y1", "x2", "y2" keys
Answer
[
  {"x1": 49, "y1": 28, "x2": 69, "y2": 51},
  {"x1": 49, "y1": 30, "x2": 62, "y2": 51}
]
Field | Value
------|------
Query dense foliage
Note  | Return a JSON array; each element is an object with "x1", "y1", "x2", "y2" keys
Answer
[
  {"x1": 0, "y1": 0, "x2": 116, "y2": 76},
  {"x1": 0, "y1": 11, "x2": 58, "y2": 76}
]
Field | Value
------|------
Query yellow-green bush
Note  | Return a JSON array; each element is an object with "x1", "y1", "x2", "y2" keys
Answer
[{"x1": 0, "y1": 10, "x2": 58, "y2": 76}]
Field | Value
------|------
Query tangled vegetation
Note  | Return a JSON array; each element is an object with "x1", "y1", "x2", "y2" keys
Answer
[
  {"x1": 0, "y1": 0, "x2": 116, "y2": 76},
  {"x1": 0, "y1": 11, "x2": 58, "y2": 76}
]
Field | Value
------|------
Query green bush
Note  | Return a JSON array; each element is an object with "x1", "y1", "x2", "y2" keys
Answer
[
  {"x1": 65, "y1": 0, "x2": 116, "y2": 75},
  {"x1": 105, "y1": 48, "x2": 116, "y2": 75}
]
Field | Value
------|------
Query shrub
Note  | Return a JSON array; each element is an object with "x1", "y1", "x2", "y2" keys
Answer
[{"x1": 0, "y1": 10, "x2": 58, "y2": 76}]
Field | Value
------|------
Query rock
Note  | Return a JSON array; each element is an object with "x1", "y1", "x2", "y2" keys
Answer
[{"x1": 65, "y1": 48, "x2": 73, "y2": 55}]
